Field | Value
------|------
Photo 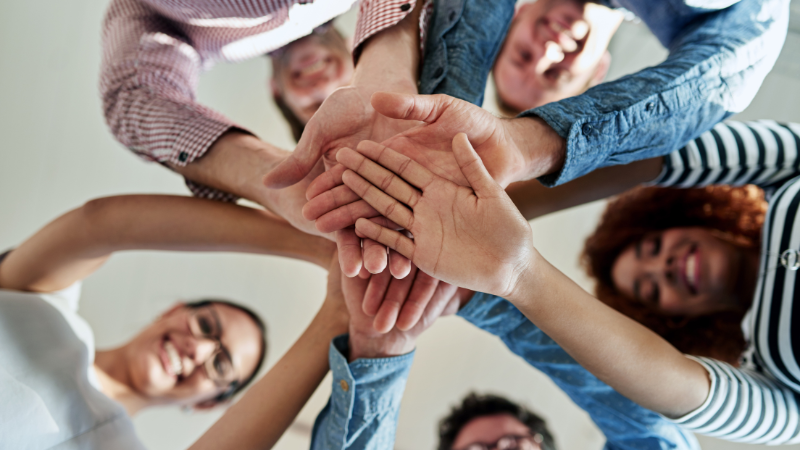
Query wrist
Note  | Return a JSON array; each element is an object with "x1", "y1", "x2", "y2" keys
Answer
[
  {"x1": 347, "y1": 331, "x2": 415, "y2": 362},
  {"x1": 506, "y1": 116, "x2": 566, "y2": 181},
  {"x1": 504, "y1": 251, "x2": 544, "y2": 309}
]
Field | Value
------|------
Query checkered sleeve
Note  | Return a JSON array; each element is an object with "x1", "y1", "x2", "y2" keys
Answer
[
  {"x1": 100, "y1": 0, "x2": 244, "y2": 201},
  {"x1": 352, "y1": 0, "x2": 417, "y2": 60}
]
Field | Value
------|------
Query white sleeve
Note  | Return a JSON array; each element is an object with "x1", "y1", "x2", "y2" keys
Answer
[
  {"x1": 653, "y1": 121, "x2": 800, "y2": 189},
  {"x1": 671, "y1": 356, "x2": 800, "y2": 445},
  {"x1": 40, "y1": 282, "x2": 83, "y2": 313}
]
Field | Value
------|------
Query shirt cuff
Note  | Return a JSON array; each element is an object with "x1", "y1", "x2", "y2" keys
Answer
[
  {"x1": 168, "y1": 114, "x2": 237, "y2": 167},
  {"x1": 457, "y1": 292, "x2": 529, "y2": 337},
  {"x1": 329, "y1": 334, "x2": 415, "y2": 424},
  {"x1": 353, "y1": 0, "x2": 417, "y2": 61},
  {"x1": 668, "y1": 356, "x2": 718, "y2": 425}
]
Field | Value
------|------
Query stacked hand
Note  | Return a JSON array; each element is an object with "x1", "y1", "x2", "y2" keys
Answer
[{"x1": 336, "y1": 134, "x2": 537, "y2": 299}]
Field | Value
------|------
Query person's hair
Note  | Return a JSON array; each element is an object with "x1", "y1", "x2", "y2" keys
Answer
[
  {"x1": 582, "y1": 185, "x2": 768, "y2": 365},
  {"x1": 269, "y1": 23, "x2": 348, "y2": 142},
  {"x1": 185, "y1": 299, "x2": 268, "y2": 402},
  {"x1": 437, "y1": 392, "x2": 556, "y2": 450}
]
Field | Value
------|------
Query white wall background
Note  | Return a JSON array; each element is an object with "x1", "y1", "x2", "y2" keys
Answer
[{"x1": 0, "y1": 1, "x2": 799, "y2": 449}]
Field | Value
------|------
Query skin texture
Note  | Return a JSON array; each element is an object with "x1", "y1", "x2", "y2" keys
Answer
[
  {"x1": 493, "y1": 0, "x2": 623, "y2": 112},
  {"x1": 452, "y1": 414, "x2": 539, "y2": 450},
  {"x1": 340, "y1": 135, "x2": 711, "y2": 418},
  {"x1": 611, "y1": 227, "x2": 759, "y2": 316},
  {"x1": 271, "y1": 30, "x2": 354, "y2": 125},
  {"x1": 94, "y1": 303, "x2": 262, "y2": 413}
]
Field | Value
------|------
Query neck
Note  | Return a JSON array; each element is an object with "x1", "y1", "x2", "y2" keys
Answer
[
  {"x1": 94, "y1": 347, "x2": 150, "y2": 416},
  {"x1": 736, "y1": 247, "x2": 762, "y2": 311}
]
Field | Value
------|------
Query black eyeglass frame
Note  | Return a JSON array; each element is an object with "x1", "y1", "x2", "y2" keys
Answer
[
  {"x1": 188, "y1": 306, "x2": 241, "y2": 401},
  {"x1": 455, "y1": 433, "x2": 543, "y2": 450}
]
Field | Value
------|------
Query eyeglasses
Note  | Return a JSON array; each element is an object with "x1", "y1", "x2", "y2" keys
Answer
[
  {"x1": 457, "y1": 434, "x2": 543, "y2": 450},
  {"x1": 188, "y1": 306, "x2": 239, "y2": 396}
]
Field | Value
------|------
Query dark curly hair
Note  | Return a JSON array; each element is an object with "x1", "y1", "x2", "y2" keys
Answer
[
  {"x1": 582, "y1": 185, "x2": 767, "y2": 365},
  {"x1": 437, "y1": 392, "x2": 556, "y2": 450}
]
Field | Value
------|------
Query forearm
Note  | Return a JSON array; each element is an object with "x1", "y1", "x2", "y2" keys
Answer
[
  {"x1": 190, "y1": 299, "x2": 348, "y2": 450},
  {"x1": 507, "y1": 157, "x2": 663, "y2": 220},
  {"x1": 521, "y1": 0, "x2": 788, "y2": 186},
  {"x1": 507, "y1": 251, "x2": 710, "y2": 418},
  {"x1": 0, "y1": 195, "x2": 334, "y2": 293}
]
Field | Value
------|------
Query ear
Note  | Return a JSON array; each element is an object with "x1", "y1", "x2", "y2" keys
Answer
[{"x1": 590, "y1": 50, "x2": 612, "y2": 87}]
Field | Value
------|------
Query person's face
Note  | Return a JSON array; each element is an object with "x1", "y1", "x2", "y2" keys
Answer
[
  {"x1": 124, "y1": 303, "x2": 262, "y2": 407},
  {"x1": 452, "y1": 414, "x2": 541, "y2": 450},
  {"x1": 611, "y1": 227, "x2": 751, "y2": 316},
  {"x1": 272, "y1": 31, "x2": 354, "y2": 124},
  {"x1": 493, "y1": 0, "x2": 621, "y2": 112}
]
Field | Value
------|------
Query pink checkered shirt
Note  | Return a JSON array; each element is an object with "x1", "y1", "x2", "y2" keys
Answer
[{"x1": 100, "y1": 0, "x2": 418, "y2": 201}]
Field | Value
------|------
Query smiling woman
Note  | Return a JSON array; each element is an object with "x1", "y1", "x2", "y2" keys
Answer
[{"x1": 0, "y1": 195, "x2": 338, "y2": 449}]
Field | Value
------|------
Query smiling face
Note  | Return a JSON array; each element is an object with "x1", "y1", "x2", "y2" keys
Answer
[
  {"x1": 493, "y1": 0, "x2": 622, "y2": 112},
  {"x1": 271, "y1": 28, "x2": 354, "y2": 125},
  {"x1": 123, "y1": 303, "x2": 262, "y2": 407},
  {"x1": 611, "y1": 227, "x2": 755, "y2": 316}
]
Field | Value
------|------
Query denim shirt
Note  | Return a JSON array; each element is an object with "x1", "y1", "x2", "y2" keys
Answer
[
  {"x1": 419, "y1": 0, "x2": 789, "y2": 186},
  {"x1": 309, "y1": 294, "x2": 700, "y2": 450}
]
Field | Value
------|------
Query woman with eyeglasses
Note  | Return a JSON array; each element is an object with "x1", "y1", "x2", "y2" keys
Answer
[
  {"x1": 336, "y1": 118, "x2": 800, "y2": 444},
  {"x1": 0, "y1": 194, "x2": 346, "y2": 449}
]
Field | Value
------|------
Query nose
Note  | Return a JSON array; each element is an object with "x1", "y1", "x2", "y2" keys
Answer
[
  {"x1": 640, "y1": 252, "x2": 677, "y2": 285},
  {"x1": 182, "y1": 335, "x2": 219, "y2": 374}
]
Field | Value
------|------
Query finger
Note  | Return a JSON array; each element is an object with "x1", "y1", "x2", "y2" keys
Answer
[
  {"x1": 339, "y1": 142, "x2": 435, "y2": 192},
  {"x1": 395, "y1": 271, "x2": 440, "y2": 331},
  {"x1": 373, "y1": 266, "x2": 418, "y2": 333},
  {"x1": 388, "y1": 249, "x2": 412, "y2": 279},
  {"x1": 411, "y1": 281, "x2": 459, "y2": 333},
  {"x1": 357, "y1": 264, "x2": 372, "y2": 279},
  {"x1": 371, "y1": 92, "x2": 453, "y2": 123},
  {"x1": 303, "y1": 184, "x2": 360, "y2": 221},
  {"x1": 451, "y1": 133, "x2": 503, "y2": 198},
  {"x1": 354, "y1": 218, "x2": 416, "y2": 260},
  {"x1": 306, "y1": 164, "x2": 346, "y2": 201},
  {"x1": 362, "y1": 238, "x2": 388, "y2": 274},
  {"x1": 263, "y1": 129, "x2": 323, "y2": 189},
  {"x1": 315, "y1": 199, "x2": 382, "y2": 234},
  {"x1": 335, "y1": 228, "x2": 362, "y2": 277},
  {"x1": 342, "y1": 170, "x2": 415, "y2": 230},
  {"x1": 363, "y1": 269, "x2": 392, "y2": 316}
]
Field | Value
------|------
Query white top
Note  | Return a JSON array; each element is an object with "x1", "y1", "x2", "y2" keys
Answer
[{"x1": 0, "y1": 284, "x2": 145, "y2": 450}]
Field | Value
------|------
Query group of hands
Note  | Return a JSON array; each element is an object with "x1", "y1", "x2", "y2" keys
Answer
[{"x1": 263, "y1": 85, "x2": 545, "y2": 357}]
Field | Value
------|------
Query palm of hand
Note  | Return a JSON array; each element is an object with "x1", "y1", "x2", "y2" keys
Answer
[{"x1": 406, "y1": 180, "x2": 534, "y2": 297}]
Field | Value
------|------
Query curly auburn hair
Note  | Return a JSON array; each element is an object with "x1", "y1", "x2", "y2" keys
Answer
[{"x1": 582, "y1": 185, "x2": 767, "y2": 365}]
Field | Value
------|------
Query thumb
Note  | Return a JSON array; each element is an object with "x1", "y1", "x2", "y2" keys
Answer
[
  {"x1": 452, "y1": 133, "x2": 502, "y2": 197},
  {"x1": 371, "y1": 92, "x2": 452, "y2": 123},
  {"x1": 263, "y1": 128, "x2": 323, "y2": 189}
]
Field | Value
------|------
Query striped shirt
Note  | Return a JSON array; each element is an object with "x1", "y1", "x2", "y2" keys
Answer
[
  {"x1": 653, "y1": 120, "x2": 800, "y2": 444},
  {"x1": 100, "y1": 0, "x2": 416, "y2": 201}
]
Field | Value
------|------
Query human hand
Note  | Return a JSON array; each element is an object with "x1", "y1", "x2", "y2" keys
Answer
[
  {"x1": 303, "y1": 92, "x2": 565, "y2": 236},
  {"x1": 344, "y1": 266, "x2": 459, "y2": 361},
  {"x1": 337, "y1": 134, "x2": 537, "y2": 298}
]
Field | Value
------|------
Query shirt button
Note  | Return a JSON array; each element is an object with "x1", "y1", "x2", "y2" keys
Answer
[
  {"x1": 178, "y1": 151, "x2": 189, "y2": 162},
  {"x1": 400, "y1": 3, "x2": 411, "y2": 11},
  {"x1": 581, "y1": 123, "x2": 595, "y2": 136},
  {"x1": 433, "y1": 67, "x2": 444, "y2": 78},
  {"x1": 645, "y1": 101, "x2": 655, "y2": 112},
  {"x1": 340, "y1": 379, "x2": 349, "y2": 392}
]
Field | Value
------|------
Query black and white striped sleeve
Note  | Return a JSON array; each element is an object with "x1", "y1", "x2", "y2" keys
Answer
[
  {"x1": 653, "y1": 121, "x2": 800, "y2": 188},
  {"x1": 671, "y1": 357, "x2": 800, "y2": 445}
]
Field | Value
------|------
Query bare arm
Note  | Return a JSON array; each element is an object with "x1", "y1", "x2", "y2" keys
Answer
[
  {"x1": 507, "y1": 157, "x2": 662, "y2": 221},
  {"x1": 0, "y1": 195, "x2": 334, "y2": 293},
  {"x1": 189, "y1": 259, "x2": 348, "y2": 450}
]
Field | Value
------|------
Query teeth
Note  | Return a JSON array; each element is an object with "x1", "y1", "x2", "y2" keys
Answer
[
  {"x1": 300, "y1": 59, "x2": 325, "y2": 75},
  {"x1": 545, "y1": 41, "x2": 565, "y2": 63},
  {"x1": 164, "y1": 341, "x2": 183, "y2": 376},
  {"x1": 686, "y1": 253, "x2": 697, "y2": 289}
]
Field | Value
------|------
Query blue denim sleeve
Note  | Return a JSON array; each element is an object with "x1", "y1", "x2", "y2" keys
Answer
[
  {"x1": 457, "y1": 293, "x2": 701, "y2": 450},
  {"x1": 529, "y1": 0, "x2": 789, "y2": 186},
  {"x1": 310, "y1": 335, "x2": 414, "y2": 450},
  {"x1": 418, "y1": 0, "x2": 516, "y2": 104}
]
